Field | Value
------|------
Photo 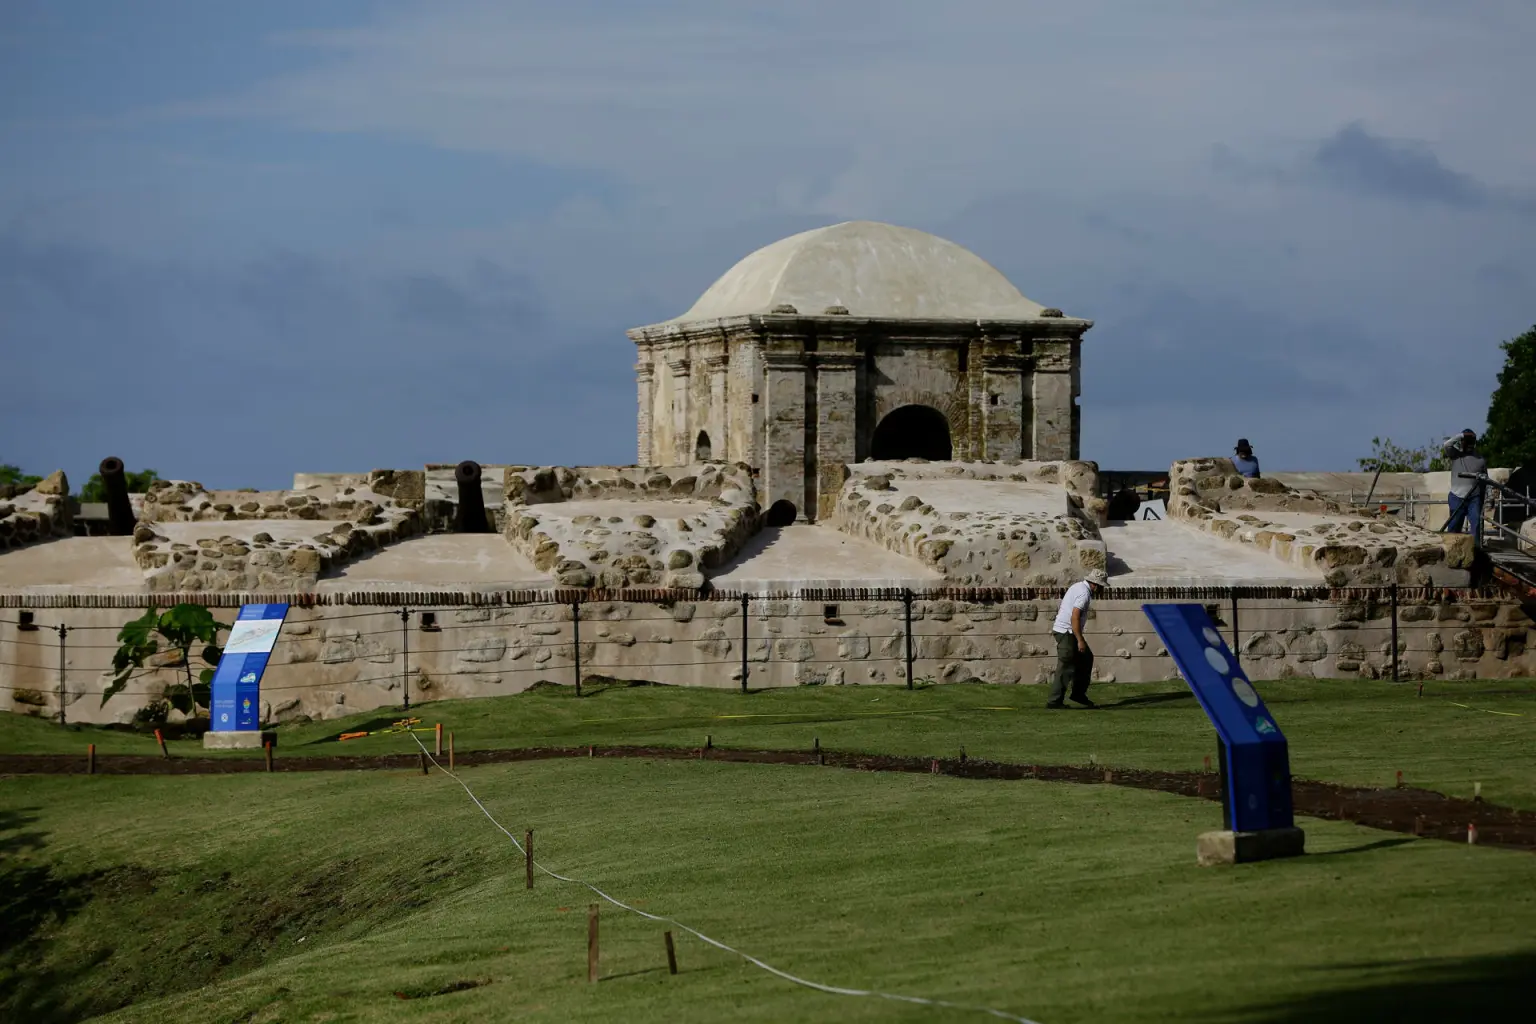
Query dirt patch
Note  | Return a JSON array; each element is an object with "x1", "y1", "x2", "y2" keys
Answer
[{"x1": 4, "y1": 746, "x2": 1533, "y2": 852}]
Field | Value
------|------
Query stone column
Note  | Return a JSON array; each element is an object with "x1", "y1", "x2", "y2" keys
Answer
[
  {"x1": 763, "y1": 333, "x2": 809, "y2": 520},
  {"x1": 667, "y1": 357, "x2": 691, "y2": 466},
  {"x1": 980, "y1": 354, "x2": 1026, "y2": 459},
  {"x1": 703, "y1": 355, "x2": 729, "y2": 461},
  {"x1": 814, "y1": 347, "x2": 860, "y2": 520},
  {"x1": 1032, "y1": 341, "x2": 1074, "y2": 461},
  {"x1": 635, "y1": 360, "x2": 655, "y2": 466}
]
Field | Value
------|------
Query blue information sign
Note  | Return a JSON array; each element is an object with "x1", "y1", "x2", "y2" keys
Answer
[
  {"x1": 209, "y1": 604, "x2": 288, "y2": 732},
  {"x1": 1142, "y1": 603, "x2": 1295, "y2": 833}
]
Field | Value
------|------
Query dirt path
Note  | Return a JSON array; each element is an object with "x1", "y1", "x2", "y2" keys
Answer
[{"x1": 4, "y1": 745, "x2": 1532, "y2": 851}]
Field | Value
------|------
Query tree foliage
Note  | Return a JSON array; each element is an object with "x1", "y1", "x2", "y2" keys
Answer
[
  {"x1": 79, "y1": 467, "x2": 161, "y2": 503},
  {"x1": 103, "y1": 604, "x2": 228, "y2": 713},
  {"x1": 1357, "y1": 437, "x2": 1448, "y2": 474},
  {"x1": 1481, "y1": 325, "x2": 1536, "y2": 470},
  {"x1": 0, "y1": 464, "x2": 42, "y2": 489}
]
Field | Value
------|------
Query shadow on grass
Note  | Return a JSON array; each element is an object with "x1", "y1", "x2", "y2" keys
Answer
[
  {"x1": 1228, "y1": 951, "x2": 1536, "y2": 1022},
  {"x1": 1103, "y1": 691, "x2": 1193, "y2": 710},
  {"x1": 1306, "y1": 837, "x2": 1417, "y2": 858}
]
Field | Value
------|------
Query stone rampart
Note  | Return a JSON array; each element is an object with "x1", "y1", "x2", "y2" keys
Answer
[
  {"x1": 830, "y1": 461, "x2": 1107, "y2": 585},
  {"x1": 0, "y1": 471, "x2": 72, "y2": 551},
  {"x1": 4, "y1": 585, "x2": 1530, "y2": 725},
  {"x1": 502, "y1": 463, "x2": 759, "y2": 589},
  {"x1": 1168, "y1": 458, "x2": 1474, "y2": 587}
]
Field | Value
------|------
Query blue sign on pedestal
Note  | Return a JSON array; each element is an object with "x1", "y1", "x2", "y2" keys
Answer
[
  {"x1": 1143, "y1": 603, "x2": 1294, "y2": 833},
  {"x1": 209, "y1": 604, "x2": 288, "y2": 732}
]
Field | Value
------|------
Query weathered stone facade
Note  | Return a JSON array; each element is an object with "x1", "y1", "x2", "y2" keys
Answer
[
  {"x1": 0, "y1": 470, "x2": 71, "y2": 550},
  {"x1": 628, "y1": 222, "x2": 1091, "y2": 522}
]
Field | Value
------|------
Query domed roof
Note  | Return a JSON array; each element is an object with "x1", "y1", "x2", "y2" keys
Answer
[{"x1": 669, "y1": 221, "x2": 1051, "y2": 322}]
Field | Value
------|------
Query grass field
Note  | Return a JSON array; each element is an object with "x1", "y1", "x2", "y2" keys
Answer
[
  {"x1": 4, "y1": 680, "x2": 1535, "y2": 1023},
  {"x1": 6, "y1": 678, "x2": 1534, "y2": 807}
]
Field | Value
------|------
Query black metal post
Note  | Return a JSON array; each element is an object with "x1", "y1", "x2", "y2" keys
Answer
[
  {"x1": 1230, "y1": 590, "x2": 1240, "y2": 661},
  {"x1": 399, "y1": 607, "x2": 411, "y2": 710},
  {"x1": 740, "y1": 593, "x2": 749, "y2": 692},
  {"x1": 903, "y1": 590, "x2": 915, "y2": 690},
  {"x1": 454, "y1": 460, "x2": 491, "y2": 533},
  {"x1": 1390, "y1": 583, "x2": 1400, "y2": 682},
  {"x1": 572, "y1": 601, "x2": 582, "y2": 697},
  {"x1": 98, "y1": 457, "x2": 136, "y2": 536},
  {"x1": 57, "y1": 623, "x2": 69, "y2": 725}
]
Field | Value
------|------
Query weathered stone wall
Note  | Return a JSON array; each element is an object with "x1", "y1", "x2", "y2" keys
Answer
[
  {"x1": 830, "y1": 461, "x2": 1107, "y2": 585},
  {"x1": 1168, "y1": 458, "x2": 1475, "y2": 587},
  {"x1": 0, "y1": 470, "x2": 71, "y2": 551},
  {"x1": 5, "y1": 588, "x2": 1530, "y2": 725},
  {"x1": 502, "y1": 463, "x2": 759, "y2": 588},
  {"x1": 131, "y1": 479, "x2": 423, "y2": 591}
]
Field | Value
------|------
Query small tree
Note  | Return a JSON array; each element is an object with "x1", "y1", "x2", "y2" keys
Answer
[
  {"x1": 1481, "y1": 326, "x2": 1536, "y2": 470},
  {"x1": 1357, "y1": 437, "x2": 1449, "y2": 474},
  {"x1": 0, "y1": 464, "x2": 42, "y2": 489},
  {"x1": 79, "y1": 467, "x2": 161, "y2": 503},
  {"x1": 103, "y1": 604, "x2": 228, "y2": 715}
]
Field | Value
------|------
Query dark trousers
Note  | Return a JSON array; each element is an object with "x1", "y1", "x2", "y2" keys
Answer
[
  {"x1": 1050, "y1": 631, "x2": 1093, "y2": 704},
  {"x1": 1446, "y1": 491, "x2": 1484, "y2": 545}
]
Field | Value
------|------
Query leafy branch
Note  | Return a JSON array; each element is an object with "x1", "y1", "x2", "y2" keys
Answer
[{"x1": 103, "y1": 604, "x2": 229, "y2": 713}]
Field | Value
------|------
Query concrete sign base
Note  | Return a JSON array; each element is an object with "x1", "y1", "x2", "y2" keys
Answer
[
  {"x1": 1197, "y1": 827, "x2": 1306, "y2": 866},
  {"x1": 202, "y1": 730, "x2": 271, "y2": 751}
]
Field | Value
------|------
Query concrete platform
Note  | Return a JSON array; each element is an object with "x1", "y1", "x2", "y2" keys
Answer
[
  {"x1": 202, "y1": 729, "x2": 274, "y2": 750},
  {"x1": 0, "y1": 537, "x2": 146, "y2": 592},
  {"x1": 1197, "y1": 827, "x2": 1306, "y2": 866},
  {"x1": 317, "y1": 534, "x2": 549, "y2": 590},
  {"x1": 1103, "y1": 520, "x2": 1322, "y2": 586},
  {"x1": 712, "y1": 524, "x2": 940, "y2": 590}
]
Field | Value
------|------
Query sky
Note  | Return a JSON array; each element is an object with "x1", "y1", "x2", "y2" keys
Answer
[{"x1": 3, "y1": 0, "x2": 1533, "y2": 490}]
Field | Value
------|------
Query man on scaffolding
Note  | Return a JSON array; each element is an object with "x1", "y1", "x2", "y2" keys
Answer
[{"x1": 1442, "y1": 429, "x2": 1488, "y2": 545}]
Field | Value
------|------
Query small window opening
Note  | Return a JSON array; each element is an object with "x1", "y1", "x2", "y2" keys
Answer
[
  {"x1": 989, "y1": 393, "x2": 999, "y2": 406},
  {"x1": 958, "y1": 347, "x2": 969, "y2": 373},
  {"x1": 420, "y1": 612, "x2": 441, "y2": 633},
  {"x1": 751, "y1": 393, "x2": 760, "y2": 404},
  {"x1": 823, "y1": 604, "x2": 843, "y2": 625},
  {"x1": 17, "y1": 610, "x2": 37, "y2": 632},
  {"x1": 695, "y1": 431, "x2": 713, "y2": 462}
]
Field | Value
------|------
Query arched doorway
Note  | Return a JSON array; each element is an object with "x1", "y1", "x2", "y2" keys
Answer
[
  {"x1": 764, "y1": 499, "x2": 797, "y2": 527},
  {"x1": 695, "y1": 431, "x2": 713, "y2": 461},
  {"x1": 871, "y1": 405, "x2": 952, "y2": 461}
]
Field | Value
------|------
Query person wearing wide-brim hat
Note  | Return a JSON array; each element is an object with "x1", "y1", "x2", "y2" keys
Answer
[
  {"x1": 1232, "y1": 439, "x2": 1260, "y2": 479},
  {"x1": 1048, "y1": 568, "x2": 1109, "y2": 708}
]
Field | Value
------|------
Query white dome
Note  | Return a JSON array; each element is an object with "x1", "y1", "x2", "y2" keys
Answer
[{"x1": 670, "y1": 221, "x2": 1050, "y2": 322}]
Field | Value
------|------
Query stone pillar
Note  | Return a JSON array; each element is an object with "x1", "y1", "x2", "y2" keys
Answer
[
  {"x1": 814, "y1": 347, "x2": 860, "y2": 520},
  {"x1": 980, "y1": 354, "x2": 1026, "y2": 459},
  {"x1": 704, "y1": 355, "x2": 729, "y2": 462},
  {"x1": 763, "y1": 334, "x2": 808, "y2": 520},
  {"x1": 1032, "y1": 341, "x2": 1074, "y2": 461},
  {"x1": 635, "y1": 361, "x2": 655, "y2": 466},
  {"x1": 668, "y1": 357, "x2": 691, "y2": 466}
]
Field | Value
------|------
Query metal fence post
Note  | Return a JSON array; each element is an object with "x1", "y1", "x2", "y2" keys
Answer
[
  {"x1": 1390, "y1": 583, "x2": 1400, "y2": 682},
  {"x1": 1229, "y1": 590, "x2": 1239, "y2": 663},
  {"x1": 740, "y1": 593, "x2": 749, "y2": 692},
  {"x1": 903, "y1": 590, "x2": 915, "y2": 689},
  {"x1": 57, "y1": 622, "x2": 69, "y2": 725},
  {"x1": 572, "y1": 600, "x2": 582, "y2": 697},
  {"x1": 399, "y1": 607, "x2": 411, "y2": 710}
]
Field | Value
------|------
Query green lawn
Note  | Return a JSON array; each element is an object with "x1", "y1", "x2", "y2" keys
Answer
[
  {"x1": 4, "y1": 758, "x2": 1534, "y2": 1024},
  {"x1": 7, "y1": 678, "x2": 1535, "y2": 808}
]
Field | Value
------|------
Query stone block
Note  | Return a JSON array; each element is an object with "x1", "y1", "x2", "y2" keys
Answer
[
  {"x1": 202, "y1": 730, "x2": 276, "y2": 751},
  {"x1": 1196, "y1": 828, "x2": 1306, "y2": 866}
]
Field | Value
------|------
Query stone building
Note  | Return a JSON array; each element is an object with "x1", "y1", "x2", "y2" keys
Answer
[{"x1": 627, "y1": 221, "x2": 1091, "y2": 522}]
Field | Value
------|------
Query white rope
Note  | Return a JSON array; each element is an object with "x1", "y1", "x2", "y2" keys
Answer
[{"x1": 408, "y1": 734, "x2": 1042, "y2": 1023}]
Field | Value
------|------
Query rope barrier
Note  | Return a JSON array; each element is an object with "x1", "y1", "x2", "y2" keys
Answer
[{"x1": 406, "y1": 731, "x2": 1043, "y2": 1023}]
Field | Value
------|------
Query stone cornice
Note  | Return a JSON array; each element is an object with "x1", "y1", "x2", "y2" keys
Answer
[{"x1": 627, "y1": 313, "x2": 1093, "y2": 345}]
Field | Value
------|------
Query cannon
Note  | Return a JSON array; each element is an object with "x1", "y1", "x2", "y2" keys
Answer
[
  {"x1": 99, "y1": 456, "x2": 137, "y2": 536},
  {"x1": 455, "y1": 460, "x2": 491, "y2": 534}
]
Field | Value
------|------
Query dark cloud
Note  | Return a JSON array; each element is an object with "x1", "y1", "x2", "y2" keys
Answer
[{"x1": 1312, "y1": 122, "x2": 1487, "y2": 208}]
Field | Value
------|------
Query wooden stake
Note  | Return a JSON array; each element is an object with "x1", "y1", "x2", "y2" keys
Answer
[
  {"x1": 1413, "y1": 815, "x2": 1425, "y2": 836},
  {"x1": 1103, "y1": 768, "x2": 1113, "y2": 783},
  {"x1": 814, "y1": 737, "x2": 823, "y2": 766},
  {"x1": 664, "y1": 930, "x2": 678, "y2": 975},
  {"x1": 1396, "y1": 770, "x2": 1404, "y2": 789},
  {"x1": 1203, "y1": 754, "x2": 1211, "y2": 772},
  {"x1": 1468, "y1": 822, "x2": 1478, "y2": 845},
  {"x1": 154, "y1": 728, "x2": 168, "y2": 759},
  {"x1": 1474, "y1": 781, "x2": 1482, "y2": 803},
  {"x1": 587, "y1": 904, "x2": 599, "y2": 983},
  {"x1": 419, "y1": 751, "x2": 429, "y2": 775},
  {"x1": 449, "y1": 731, "x2": 455, "y2": 771},
  {"x1": 525, "y1": 830, "x2": 534, "y2": 890},
  {"x1": 264, "y1": 741, "x2": 273, "y2": 773},
  {"x1": 435, "y1": 722, "x2": 443, "y2": 757},
  {"x1": 87, "y1": 743, "x2": 95, "y2": 775},
  {"x1": 705, "y1": 734, "x2": 712, "y2": 750}
]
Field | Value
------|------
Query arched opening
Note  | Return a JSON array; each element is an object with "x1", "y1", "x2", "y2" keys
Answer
[
  {"x1": 764, "y1": 499, "x2": 798, "y2": 527},
  {"x1": 695, "y1": 431, "x2": 713, "y2": 462},
  {"x1": 871, "y1": 405, "x2": 952, "y2": 461}
]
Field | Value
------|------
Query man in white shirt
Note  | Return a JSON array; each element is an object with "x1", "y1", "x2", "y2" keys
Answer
[{"x1": 1047, "y1": 568, "x2": 1109, "y2": 708}]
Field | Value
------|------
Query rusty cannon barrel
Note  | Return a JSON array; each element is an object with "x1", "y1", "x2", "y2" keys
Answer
[
  {"x1": 99, "y1": 456, "x2": 137, "y2": 536},
  {"x1": 454, "y1": 460, "x2": 491, "y2": 534}
]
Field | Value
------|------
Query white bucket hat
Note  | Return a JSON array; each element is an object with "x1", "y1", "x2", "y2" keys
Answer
[{"x1": 1086, "y1": 568, "x2": 1109, "y2": 586}]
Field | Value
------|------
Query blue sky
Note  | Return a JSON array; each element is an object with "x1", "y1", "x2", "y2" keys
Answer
[{"x1": 4, "y1": 0, "x2": 1533, "y2": 489}]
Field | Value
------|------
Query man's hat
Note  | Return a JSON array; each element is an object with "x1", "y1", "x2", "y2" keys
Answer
[
  {"x1": 1235, "y1": 438, "x2": 1252, "y2": 451},
  {"x1": 1086, "y1": 568, "x2": 1109, "y2": 586}
]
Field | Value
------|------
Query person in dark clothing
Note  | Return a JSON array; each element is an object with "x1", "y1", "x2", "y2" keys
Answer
[{"x1": 1232, "y1": 439, "x2": 1260, "y2": 479}]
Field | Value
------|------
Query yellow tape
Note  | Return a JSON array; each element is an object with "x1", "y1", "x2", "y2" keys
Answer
[
  {"x1": 1449, "y1": 701, "x2": 1525, "y2": 717},
  {"x1": 580, "y1": 706, "x2": 1019, "y2": 725}
]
